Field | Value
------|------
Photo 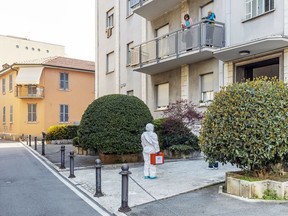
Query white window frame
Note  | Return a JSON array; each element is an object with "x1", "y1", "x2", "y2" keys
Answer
[
  {"x1": 106, "y1": 8, "x2": 114, "y2": 28},
  {"x1": 10, "y1": 105, "x2": 13, "y2": 123},
  {"x1": 127, "y1": 90, "x2": 134, "y2": 96},
  {"x1": 106, "y1": 51, "x2": 115, "y2": 73},
  {"x1": 60, "y1": 72, "x2": 69, "y2": 90},
  {"x1": 60, "y1": 104, "x2": 69, "y2": 123},
  {"x1": 201, "y1": 73, "x2": 214, "y2": 102},
  {"x1": 28, "y1": 104, "x2": 37, "y2": 122},
  {"x1": 9, "y1": 74, "x2": 13, "y2": 92},
  {"x1": 245, "y1": 0, "x2": 274, "y2": 19},
  {"x1": 127, "y1": 42, "x2": 134, "y2": 65},
  {"x1": 156, "y1": 83, "x2": 169, "y2": 110}
]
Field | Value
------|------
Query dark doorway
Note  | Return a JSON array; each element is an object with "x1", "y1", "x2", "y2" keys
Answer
[{"x1": 236, "y1": 57, "x2": 279, "y2": 82}]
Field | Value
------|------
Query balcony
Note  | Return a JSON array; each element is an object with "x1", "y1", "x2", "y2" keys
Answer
[
  {"x1": 130, "y1": 20, "x2": 225, "y2": 75},
  {"x1": 131, "y1": 0, "x2": 182, "y2": 21},
  {"x1": 15, "y1": 85, "x2": 44, "y2": 99}
]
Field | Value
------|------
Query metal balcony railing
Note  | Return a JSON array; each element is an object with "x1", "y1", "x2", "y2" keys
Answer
[
  {"x1": 130, "y1": 20, "x2": 225, "y2": 67},
  {"x1": 15, "y1": 85, "x2": 44, "y2": 99},
  {"x1": 130, "y1": 0, "x2": 146, "y2": 8}
]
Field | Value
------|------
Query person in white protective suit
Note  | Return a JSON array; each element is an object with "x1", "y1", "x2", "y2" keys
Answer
[{"x1": 141, "y1": 123, "x2": 160, "y2": 179}]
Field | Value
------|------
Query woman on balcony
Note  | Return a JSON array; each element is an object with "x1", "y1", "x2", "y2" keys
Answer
[{"x1": 181, "y1": 13, "x2": 193, "y2": 51}]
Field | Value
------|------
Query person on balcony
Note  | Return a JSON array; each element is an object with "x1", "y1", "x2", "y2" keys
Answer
[
  {"x1": 181, "y1": 13, "x2": 193, "y2": 51},
  {"x1": 203, "y1": 10, "x2": 216, "y2": 47},
  {"x1": 141, "y1": 123, "x2": 160, "y2": 179}
]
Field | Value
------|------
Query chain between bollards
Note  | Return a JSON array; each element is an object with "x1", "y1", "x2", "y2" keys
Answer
[
  {"x1": 34, "y1": 137, "x2": 37, "y2": 150},
  {"x1": 118, "y1": 164, "x2": 132, "y2": 213},
  {"x1": 60, "y1": 145, "x2": 65, "y2": 169},
  {"x1": 68, "y1": 151, "x2": 75, "y2": 178},
  {"x1": 94, "y1": 159, "x2": 103, "y2": 197}
]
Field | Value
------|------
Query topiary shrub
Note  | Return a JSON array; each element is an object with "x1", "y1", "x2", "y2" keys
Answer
[
  {"x1": 199, "y1": 77, "x2": 288, "y2": 178},
  {"x1": 78, "y1": 94, "x2": 153, "y2": 154},
  {"x1": 46, "y1": 125, "x2": 79, "y2": 141},
  {"x1": 153, "y1": 118, "x2": 199, "y2": 151}
]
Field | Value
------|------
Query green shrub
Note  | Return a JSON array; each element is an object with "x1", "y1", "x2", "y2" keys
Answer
[
  {"x1": 199, "y1": 77, "x2": 288, "y2": 177},
  {"x1": 153, "y1": 118, "x2": 199, "y2": 151},
  {"x1": 78, "y1": 94, "x2": 153, "y2": 154},
  {"x1": 46, "y1": 125, "x2": 79, "y2": 141},
  {"x1": 169, "y1": 145, "x2": 194, "y2": 154},
  {"x1": 73, "y1": 137, "x2": 80, "y2": 146}
]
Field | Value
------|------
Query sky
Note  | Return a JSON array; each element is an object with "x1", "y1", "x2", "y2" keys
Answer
[{"x1": 0, "y1": 0, "x2": 95, "y2": 61}]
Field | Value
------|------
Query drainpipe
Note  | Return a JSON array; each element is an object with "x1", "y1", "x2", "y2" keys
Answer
[
  {"x1": 95, "y1": 0, "x2": 99, "y2": 99},
  {"x1": 115, "y1": 0, "x2": 120, "y2": 93}
]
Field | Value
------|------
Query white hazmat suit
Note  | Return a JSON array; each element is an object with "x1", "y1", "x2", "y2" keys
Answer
[{"x1": 141, "y1": 123, "x2": 160, "y2": 179}]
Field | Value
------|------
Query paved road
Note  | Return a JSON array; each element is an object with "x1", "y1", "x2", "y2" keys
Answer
[
  {"x1": 126, "y1": 184, "x2": 288, "y2": 216},
  {"x1": 0, "y1": 142, "x2": 109, "y2": 216}
]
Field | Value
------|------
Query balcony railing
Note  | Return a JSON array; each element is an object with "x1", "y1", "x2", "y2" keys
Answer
[
  {"x1": 130, "y1": 0, "x2": 146, "y2": 8},
  {"x1": 15, "y1": 85, "x2": 44, "y2": 99},
  {"x1": 130, "y1": 20, "x2": 225, "y2": 69}
]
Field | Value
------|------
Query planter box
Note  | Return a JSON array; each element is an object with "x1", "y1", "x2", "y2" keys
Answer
[
  {"x1": 226, "y1": 171, "x2": 288, "y2": 199},
  {"x1": 99, "y1": 153, "x2": 143, "y2": 164},
  {"x1": 164, "y1": 149, "x2": 202, "y2": 159}
]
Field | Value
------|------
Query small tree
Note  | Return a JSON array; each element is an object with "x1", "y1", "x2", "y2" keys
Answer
[
  {"x1": 78, "y1": 94, "x2": 153, "y2": 154},
  {"x1": 163, "y1": 99, "x2": 203, "y2": 128},
  {"x1": 199, "y1": 77, "x2": 288, "y2": 178}
]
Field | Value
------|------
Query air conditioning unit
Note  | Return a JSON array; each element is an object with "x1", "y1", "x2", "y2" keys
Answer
[{"x1": 106, "y1": 27, "x2": 112, "y2": 38}]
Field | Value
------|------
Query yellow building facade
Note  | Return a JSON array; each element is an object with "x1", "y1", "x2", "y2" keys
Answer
[{"x1": 0, "y1": 57, "x2": 95, "y2": 140}]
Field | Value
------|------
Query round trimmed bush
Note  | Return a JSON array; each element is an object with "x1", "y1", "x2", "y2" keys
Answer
[
  {"x1": 78, "y1": 94, "x2": 153, "y2": 154},
  {"x1": 199, "y1": 77, "x2": 288, "y2": 177}
]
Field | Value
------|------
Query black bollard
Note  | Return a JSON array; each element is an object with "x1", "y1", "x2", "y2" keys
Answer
[
  {"x1": 118, "y1": 164, "x2": 132, "y2": 213},
  {"x1": 60, "y1": 145, "x2": 65, "y2": 169},
  {"x1": 34, "y1": 137, "x2": 37, "y2": 150},
  {"x1": 94, "y1": 159, "x2": 103, "y2": 197},
  {"x1": 29, "y1": 135, "x2": 31, "y2": 147},
  {"x1": 41, "y1": 138, "x2": 45, "y2": 155},
  {"x1": 68, "y1": 151, "x2": 75, "y2": 178}
]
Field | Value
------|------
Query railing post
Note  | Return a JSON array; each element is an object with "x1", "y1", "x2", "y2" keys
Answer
[
  {"x1": 60, "y1": 145, "x2": 66, "y2": 169},
  {"x1": 34, "y1": 137, "x2": 37, "y2": 150},
  {"x1": 41, "y1": 138, "x2": 45, "y2": 155},
  {"x1": 68, "y1": 151, "x2": 75, "y2": 178},
  {"x1": 175, "y1": 31, "x2": 179, "y2": 57},
  {"x1": 156, "y1": 38, "x2": 159, "y2": 62},
  {"x1": 118, "y1": 164, "x2": 132, "y2": 213},
  {"x1": 94, "y1": 159, "x2": 104, "y2": 197},
  {"x1": 29, "y1": 135, "x2": 31, "y2": 147},
  {"x1": 139, "y1": 45, "x2": 142, "y2": 67},
  {"x1": 199, "y1": 22, "x2": 203, "y2": 49}
]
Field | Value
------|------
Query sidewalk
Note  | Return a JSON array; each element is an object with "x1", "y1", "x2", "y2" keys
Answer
[{"x1": 23, "y1": 142, "x2": 239, "y2": 215}]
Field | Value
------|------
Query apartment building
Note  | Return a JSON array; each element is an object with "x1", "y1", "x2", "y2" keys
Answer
[
  {"x1": 0, "y1": 35, "x2": 65, "y2": 67},
  {"x1": 0, "y1": 57, "x2": 95, "y2": 139},
  {"x1": 96, "y1": 0, "x2": 287, "y2": 118}
]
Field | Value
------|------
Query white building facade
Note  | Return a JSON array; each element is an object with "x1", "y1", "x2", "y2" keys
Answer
[
  {"x1": 96, "y1": 0, "x2": 288, "y2": 118},
  {"x1": 0, "y1": 35, "x2": 65, "y2": 67}
]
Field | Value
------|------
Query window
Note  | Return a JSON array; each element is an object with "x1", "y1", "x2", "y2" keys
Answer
[
  {"x1": 246, "y1": 0, "x2": 274, "y2": 19},
  {"x1": 2, "y1": 107, "x2": 6, "y2": 124},
  {"x1": 127, "y1": 0, "x2": 133, "y2": 16},
  {"x1": 130, "y1": 0, "x2": 141, "y2": 8},
  {"x1": 106, "y1": 8, "x2": 114, "y2": 28},
  {"x1": 60, "y1": 104, "x2": 69, "y2": 122},
  {"x1": 9, "y1": 74, "x2": 13, "y2": 92},
  {"x1": 28, "y1": 85, "x2": 37, "y2": 95},
  {"x1": 107, "y1": 52, "x2": 115, "y2": 73},
  {"x1": 127, "y1": 42, "x2": 133, "y2": 65},
  {"x1": 201, "y1": 73, "x2": 214, "y2": 102},
  {"x1": 127, "y1": 90, "x2": 134, "y2": 96},
  {"x1": 156, "y1": 83, "x2": 169, "y2": 109},
  {"x1": 2, "y1": 78, "x2": 6, "y2": 94},
  {"x1": 60, "y1": 72, "x2": 69, "y2": 90},
  {"x1": 28, "y1": 104, "x2": 37, "y2": 122},
  {"x1": 10, "y1": 105, "x2": 13, "y2": 123}
]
